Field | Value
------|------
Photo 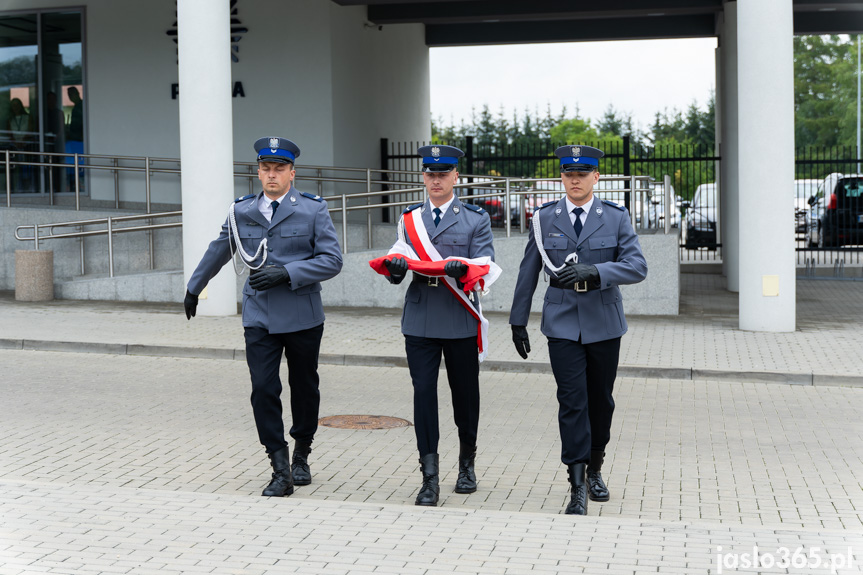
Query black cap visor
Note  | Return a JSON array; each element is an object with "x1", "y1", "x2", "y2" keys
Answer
[
  {"x1": 257, "y1": 155, "x2": 294, "y2": 165},
  {"x1": 423, "y1": 163, "x2": 456, "y2": 173},
  {"x1": 561, "y1": 163, "x2": 597, "y2": 173}
]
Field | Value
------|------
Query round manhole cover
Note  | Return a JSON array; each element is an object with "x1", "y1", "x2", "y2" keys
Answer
[{"x1": 319, "y1": 415, "x2": 412, "y2": 430}]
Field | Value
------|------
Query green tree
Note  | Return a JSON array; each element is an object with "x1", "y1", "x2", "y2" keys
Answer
[{"x1": 794, "y1": 34, "x2": 857, "y2": 149}]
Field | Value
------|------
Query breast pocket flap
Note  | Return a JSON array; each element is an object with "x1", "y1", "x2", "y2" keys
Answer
[
  {"x1": 543, "y1": 237, "x2": 566, "y2": 250},
  {"x1": 281, "y1": 223, "x2": 310, "y2": 238},
  {"x1": 589, "y1": 236, "x2": 618, "y2": 250}
]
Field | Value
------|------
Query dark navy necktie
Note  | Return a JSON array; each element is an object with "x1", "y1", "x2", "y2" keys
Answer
[
  {"x1": 433, "y1": 207, "x2": 442, "y2": 227},
  {"x1": 271, "y1": 200, "x2": 279, "y2": 219},
  {"x1": 573, "y1": 207, "x2": 584, "y2": 237}
]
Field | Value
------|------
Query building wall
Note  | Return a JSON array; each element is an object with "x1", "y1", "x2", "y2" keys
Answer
[{"x1": 1, "y1": 0, "x2": 430, "y2": 204}]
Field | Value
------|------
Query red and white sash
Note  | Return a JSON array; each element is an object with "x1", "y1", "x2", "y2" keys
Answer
[{"x1": 372, "y1": 207, "x2": 501, "y2": 362}]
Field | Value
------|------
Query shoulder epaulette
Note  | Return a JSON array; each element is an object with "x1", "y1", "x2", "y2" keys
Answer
[
  {"x1": 538, "y1": 200, "x2": 557, "y2": 210},
  {"x1": 462, "y1": 203, "x2": 485, "y2": 215},
  {"x1": 234, "y1": 194, "x2": 255, "y2": 203},
  {"x1": 602, "y1": 200, "x2": 625, "y2": 211},
  {"x1": 402, "y1": 203, "x2": 423, "y2": 214},
  {"x1": 301, "y1": 191, "x2": 324, "y2": 202}
]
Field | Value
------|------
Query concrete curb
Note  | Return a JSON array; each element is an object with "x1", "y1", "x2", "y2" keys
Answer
[{"x1": 3, "y1": 337, "x2": 862, "y2": 388}]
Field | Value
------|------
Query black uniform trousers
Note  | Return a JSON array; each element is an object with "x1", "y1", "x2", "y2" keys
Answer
[
  {"x1": 547, "y1": 336, "x2": 621, "y2": 465},
  {"x1": 244, "y1": 324, "x2": 324, "y2": 454},
  {"x1": 405, "y1": 335, "x2": 480, "y2": 457}
]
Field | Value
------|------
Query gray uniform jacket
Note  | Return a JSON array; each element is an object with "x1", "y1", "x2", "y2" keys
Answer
[
  {"x1": 509, "y1": 197, "x2": 647, "y2": 344},
  {"x1": 394, "y1": 196, "x2": 494, "y2": 340},
  {"x1": 188, "y1": 188, "x2": 343, "y2": 334}
]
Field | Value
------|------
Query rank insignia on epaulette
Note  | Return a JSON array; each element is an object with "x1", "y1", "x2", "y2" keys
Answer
[
  {"x1": 234, "y1": 194, "x2": 255, "y2": 203},
  {"x1": 300, "y1": 191, "x2": 323, "y2": 202}
]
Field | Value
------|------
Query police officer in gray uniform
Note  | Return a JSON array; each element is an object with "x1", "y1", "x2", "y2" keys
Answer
[
  {"x1": 184, "y1": 137, "x2": 343, "y2": 497},
  {"x1": 383, "y1": 145, "x2": 494, "y2": 506},
  {"x1": 509, "y1": 145, "x2": 647, "y2": 515}
]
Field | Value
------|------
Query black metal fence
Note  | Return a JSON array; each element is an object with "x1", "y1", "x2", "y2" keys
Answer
[
  {"x1": 795, "y1": 147, "x2": 863, "y2": 265},
  {"x1": 384, "y1": 135, "x2": 715, "y2": 210}
]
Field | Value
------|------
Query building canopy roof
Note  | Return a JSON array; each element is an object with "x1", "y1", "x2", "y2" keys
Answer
[{"x1": 332, "y1": 0, "x2": 863, "y2": 46}]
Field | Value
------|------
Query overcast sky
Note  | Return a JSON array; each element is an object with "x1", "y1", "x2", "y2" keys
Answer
[{"x1": 430, "y1": 37, "x2": 719, "y2": 132}]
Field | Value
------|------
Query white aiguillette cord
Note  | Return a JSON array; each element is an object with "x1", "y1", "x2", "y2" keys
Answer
[
  {"x1": 228, "y1": 201, "x2": 268, "y2": 275},
  {"x1": 531, "y1": 208, "x2": 578, "y2": 277}
]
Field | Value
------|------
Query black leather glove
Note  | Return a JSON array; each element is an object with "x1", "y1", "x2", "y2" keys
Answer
[
  {"x1": 383, "y1": 256, "x2": 408, "y2": 285},
  {"x1": 511, "y1": 325, "x2": 531, "y2": 359},
  {"x1": 555, "y1": 261, "x2": 580, "y2": 289},
  {"x1": 444, "y1": 260, "x2": 469, "y2": 279},
  {"x1": 249, "y1": 265, "x2": 291, "y2": 291},
  {"x1": 184, "y1": 290, "x2": 198, "y2": 320},
  {"x1": 557, "y1": 262, "x2": 601, "y2": 291}
]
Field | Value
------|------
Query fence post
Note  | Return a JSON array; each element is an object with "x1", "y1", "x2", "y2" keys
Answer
[
  {"x1": 113, "y1": 157, "x2": 120, "y2": 208},
  {"x1": 107, "y1": 217, "x2": 114, "y2": 278},
  {"x1": 380, "y1": 138, "x2": 390, "y2": 223},
  {"x1": 341, "y1": 194, "x2": 348, "y2": 254},
  {"x1": 5, "y1": 149, "x2": 10, "y2": 207},
  {"x1": 145, "y1": 156, "x2": 152, "y2": 213},
  {"x1": 664, "y1": 174, "x2": 672, "y2": 234},
  {"x1": 505, "y1": 178, "x2": 511, "y2": 238},
  {"x1": 623, "y1": 136, "x2": 631, "y2": 212},
  {"x1": 74, "y1": 153, "x2": 80, "y2": 210},
  {"x1": 465, "y1": 136, "x2": 474, "y2": 197},
  {"x1": 366, "y1": 168, "x2": 372, "y2": 249}
]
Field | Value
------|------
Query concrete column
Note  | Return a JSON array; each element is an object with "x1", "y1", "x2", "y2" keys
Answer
[
  {"x1": 718, "y1": 4, "x2": 740, "y2": 292},
  {"x1": 178, "y1": 0, "x2": 237, "y2": 315},
  {"x1": 737, "y1": 0, "x2": 796, "y2": 331}
]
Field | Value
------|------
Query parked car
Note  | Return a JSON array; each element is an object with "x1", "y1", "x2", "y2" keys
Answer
[
  {"x1": 795, "y1": 179, "x2": 819, "y2": 234},
  {"x1": 682, "y1": 183, "x2": 718, "y2": 249},
  {"x1": 652, "y1": 181, "x2": 681, "y2": 228},
  {"x1": 805, "y1": 172, "x2": 863, "y2": 247}
]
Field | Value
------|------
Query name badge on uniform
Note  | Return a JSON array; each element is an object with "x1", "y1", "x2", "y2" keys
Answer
[{"x1": 547, "y1": 233, "x2": 565, "y2": 238}]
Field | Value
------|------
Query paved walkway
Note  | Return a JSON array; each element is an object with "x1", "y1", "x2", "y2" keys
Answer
[
  {"x1": 2, "y1": 274, "x2": 862, "y2": 384},
  {"x1": 1, "y1": 274, "x2": 862, "y2": 574}
]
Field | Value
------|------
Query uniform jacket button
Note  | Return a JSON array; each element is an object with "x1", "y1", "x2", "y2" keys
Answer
[
  {"x1": 268, "y1": 232, "x2": 273, "y2": 237},
  {"x1": 268, "y1": 247, "x2": 273, "y2": 252}
]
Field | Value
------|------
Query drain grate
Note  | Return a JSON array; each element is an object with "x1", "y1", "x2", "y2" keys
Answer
[{"x1": 319, "y1": 415, "x2": 412, "y2": 430}]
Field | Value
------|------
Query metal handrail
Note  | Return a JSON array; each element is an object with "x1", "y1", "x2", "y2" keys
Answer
[
  {"x1": 10, "y1": 148, "x2": 666, "y2": 264},
  {"x1": 15, "y1": 211, "x2": 182, "y2": 278}
]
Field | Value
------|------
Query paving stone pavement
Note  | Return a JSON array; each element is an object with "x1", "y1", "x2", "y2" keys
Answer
[
  {"x1": 1, "y1": 275, "x2": 863, "y2": 384},
  {"x1": 2, "y1": 349, "x2": 863, "y2": 574},
  {"x1": 1, "y1": 273, "x2": 862, "y2": 574}
]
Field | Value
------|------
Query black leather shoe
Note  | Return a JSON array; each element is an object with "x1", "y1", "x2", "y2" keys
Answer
[
  {"x1": 454, "y1": 443, "x2": 477, "y2": 494},
  {"x1": 262, "y1": 447, "x2": 294, "y2": 497},
  {"x1": 415, "y1": 453, "x2": 439, "y2": 506},
  {"x1": 587, "y1": 450, "x2": 609, "y2": 502},
  {"x1": 292, "y1": 440, "x2": 312, "y2": 486},
  {"x1": 565, "y1": 463, "x2": 588, "y2": 515}
]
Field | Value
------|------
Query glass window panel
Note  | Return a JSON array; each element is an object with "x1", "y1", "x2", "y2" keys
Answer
[
  {"x1": 0, "y1": 14, "x2": 38, "y2": 192},
  {"x1": 41, "y1": 11, "x2": 83, "y2": 194}
]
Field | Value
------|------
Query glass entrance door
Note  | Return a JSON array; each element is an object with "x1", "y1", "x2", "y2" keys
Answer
[{"x1": 0, "y1": 13, "x2": 39, "y2": 193}]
